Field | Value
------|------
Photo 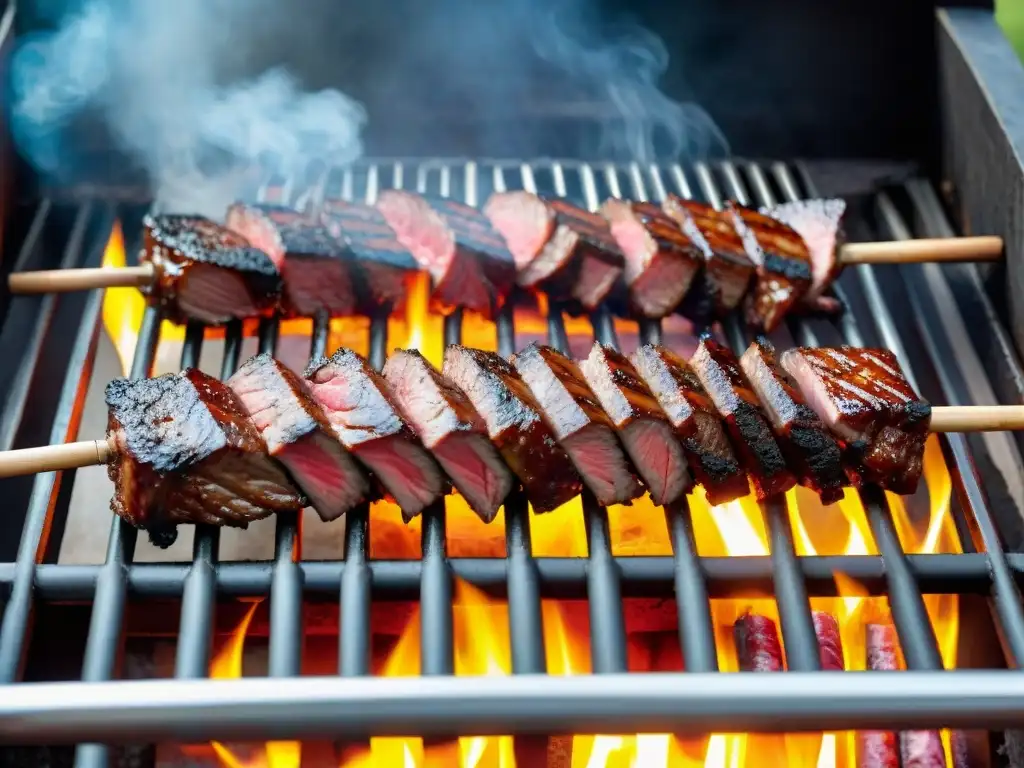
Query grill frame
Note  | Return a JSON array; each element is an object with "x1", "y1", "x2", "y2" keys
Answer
[{"x1": 0, "y1": 156, "x2": 1021, "y2": 762}]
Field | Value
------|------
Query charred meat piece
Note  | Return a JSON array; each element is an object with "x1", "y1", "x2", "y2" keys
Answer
[
  {"x1": 141, "y1": 214, "x2": 281, "y2": 325},
  {"x1": 762, "y1": 198, "x2": 847, "y2": 309},
  {"x1": 579, "y1": 342, "x2": 690, "y2": 506},
  {"x1": 601, "y1": 199, "x2": 701, "y2": 318},
  {"x1": 691, "y1": 337, "x2": 796, "y2": 500},
  {"x1": 734, "y1": 613, "x2": 784, "y2": 672},
  {"x1": 105, "y1": 368, "x2": 305, "y2": 535},
  {"x1": 739, "y1": 340, "x2": 846, "y2": 503},
  {"x1": 781, "y1": 347, "x2": 931, "y2": 494},
  {"x1": 227, "y1": 353, "x2": 368, "y2": 521},
  {"x1": 727, "y1": 202, "x2": 813, "y2": 332},
  {"x1": 512, "y1": 343, "x2": 643, "y2": 505},
  {"x1": 484, "y1": 192, "x2": 624, "y2": 310},
  {"x1": 305, "y1": 348, "x2": 445, "y2": 520},
  {"x1": 377, "y1": 191, "x2": 514, "y2": 316},
  {"x1": 320, "y1": 199, "x2": 418, "y2": 312},
  {"x1": 630, "y1": 344, "x2": 749, "y2": 505},
  {"x1": 443, "y1": 345, "x2": 582, "y2": 513},
  {"x1": 661, "y1": 196, "x2": 755, "y2": 321},
  {"x1": 383, "y1": 349, "x2": 513, "y2": 522},
  {"x1": 225, "y1": 203, "x2": 355, "y2": 319}
]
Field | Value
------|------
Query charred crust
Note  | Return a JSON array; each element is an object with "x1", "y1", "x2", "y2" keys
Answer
[
  {"x1": 303, "y1": 355, "x2": 332, "y2": 379},
  {"x1": 144, "y1": 214, "x2": 280, "y2": 278},
  {"x1": 147, "y1": 525, "x2": 179, "y2": 549}
]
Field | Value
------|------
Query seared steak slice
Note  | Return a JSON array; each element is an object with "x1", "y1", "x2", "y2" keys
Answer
[
  {"x1": 601, "y1": 200, "x2": 701, "y2": 318},
  {"x1": 443, "y1": 345, "x2": 582, "y2": 513},
  {"x1": 739, "y1": 340, "x2": 846, "y2": 503},
  {"x1": 227, "y1": 353, "x2": 369, "y2": 521},
  {"x1": 781, "y1": 346, "x2": 931, "y2": 494},
  {"x1": 320, "y1": 199, "x2": 418, "y2": 311},
  {"x1": 305, "y1": 348, "x2": 445, "y2": 520},
  {"x1": 512, "y1": 343, "x2": 643, "y2": 505},
  {"x1": 579, "y1": 342, "x2": 690, "y2": 506},
  {"x1": 630, "y1": 344, "x2": 749, "y2": 505},
  {"x1": 727, "y1": 202, "x2": 813, "y2": 332},
  {"x1": 762, "y1": 198, "x2": 847, "y2": 308},
  {"x1": 141, "y1": 214, "x2": 281, "y2": 325},
  {"x1": 661, "y1": 196, "x2": 755, "y2": 322},
  {"x1": 484, "y1": 192, "x2": 624, "y2": 310},
  {"x1": 691, "y1": 337, "x2": 796, "y2": 500},
  {"x1": 225, "y1": 203, "x2": 356, "y2": 319},
  {"x1": 105, "y1": 368, "x2": 305, "y2": 534},
  {"x1": 383, "y1": 349, "x2": 513, "y2": 522}
]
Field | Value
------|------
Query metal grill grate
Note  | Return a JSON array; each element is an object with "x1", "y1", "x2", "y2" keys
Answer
[{"x1": 2, "y1": 159, "x2": 1024, "y2": 757}]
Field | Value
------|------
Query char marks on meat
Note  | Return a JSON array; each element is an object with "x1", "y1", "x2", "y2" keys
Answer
[
  {"x1": 305, "y1": 348, "x2": 445, "y2": 520},
  {"x1": 781, "y1": 346, "x2": 931, "y2": 495},
  {"x1": 383, "y1": 349, "x2": 513, "y2": 522},
  {"x1": 691, "y1": 337, "x2": 796, "y2": 500},
  {"x1": 579, "y1": 342, "x2": 690, "y2": 506},
  {"x1": 601, "y1": 199, "x2": 701, "y2": 318},
  {"x1": 225, "y1": 203, "x2": 355, "y2": 319},
  {"x1": 630, "y1": 344, "x2": 749, "y2": 505},
  {"x1": 105, "y1": 368, "x2": 305, "y2": 535},
  {"x1": 762, "y1": 198, "x2": 847, "y2": 307},
  {"x1": 483, "y1": 193, "x2": 624, "y2": 311},
  {"x1": 319, "y1": 199, "x2": 418, "y2": 312},
  {"x1": 141, "y1": 214, "x2": 281, "y2": 325},
  {"x1": 727, "y1": 202, "x2": 813, "y2": 332},
  {"x1": 661, "y1": 196, "x2": 755, "y2": 321},
  {"x1": 512, "y1": 343, "x2": 643, "y2": 506},
  {"x1": 443, "y1": 345, "x2": 582, "y2": 513},
  {"x1": 227, "y1": 353, "x2": 368, "y2": 521},
  {"x1": 739, "y1": 340, "x2": 846, "y2": 503}
]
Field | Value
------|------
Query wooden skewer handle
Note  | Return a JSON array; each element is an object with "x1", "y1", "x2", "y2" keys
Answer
[
  {"x1": 0, "y1": 440, "x2": 112, "y2": 478},
  {"x1": 8, "y1": 264, "x2": 154, "y2": 294},
  {"x1": 930, "y1": 406, "x2": 1024, "y2": 433},
  {"x1": 839, "y1": 236, "x2": 1003, "y2": 265}
]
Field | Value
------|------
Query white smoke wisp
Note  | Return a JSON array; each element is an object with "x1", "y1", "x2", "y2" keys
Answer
[{"x1": 11, "y1": 0, "x2": 366, "y2": 217}]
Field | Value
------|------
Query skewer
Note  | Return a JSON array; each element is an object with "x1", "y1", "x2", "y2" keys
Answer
[
  {"x1": 838, "y1": 236, "x2": 1003, "y2": 265},
  {"x1": 8, "y1": 264, "x2": 155, "y2": 293}
]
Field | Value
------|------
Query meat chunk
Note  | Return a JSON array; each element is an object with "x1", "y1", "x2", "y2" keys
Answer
[
  {"x1": 739, "y1": 340, "x2": 846, "y2": 503},
  {"x1": 579, "y1": 342, "x2": 690, "y2": 506},
  {"x1": 630, "y1": 344, "x2": 749, "y2": 505},
  {"x1": 377, "y1": 191, "x2": 514, "y2": 316},
  {"x1": 383, "y1": 349, "x2": 513, "y2": 522},
  {"x1": 762, "y1": 198, "x2": 847, "y2": 307},
  {"x1": 691, "y1": 337, "x2": 796, "y2": 500},
  {"x1": 601, "y1": 199, "x2": 701, "y2": 318},
  {"x1": 780, "y1": 346, "x2": 931, "y2": 494},
  {"x1": 443, "y1": 345, "x2": 582, "y2": 513},
  {"x1": 225, "y1": 203, "x2": 356, "y2": 318},
  {"x1": 661, "y1": 196, "x2": 755, "y2": 322},
  {"x1": 105, "y1": 369, "x2": 305, "y2": 536},
  {"x1": 727, "y1": 202, "x2": 813, "y2": 332},
  {"x1": 512, "y1": 343, "x2": 643, "y2": 505},
  {"x1": 319, "y1": 199, "x2": 418, "y2": 312},
  {"x1": 141, "y1": 214, "x2": 281, "y2": 325},
  {"x1": 227, "y1": 353, "x2": 368, "y2": 521},
  {"x1": 305, "y1": 348, "x2": 445, "y2": 519}
]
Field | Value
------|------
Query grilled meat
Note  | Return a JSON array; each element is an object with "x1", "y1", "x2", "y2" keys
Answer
[
  {"x1": 443, "y1": 345, "x2": 582, "y2": 513},
  {"x1": 105, "y1": 369, "x2": 305, "y2": 535},
  {"x1": 781, "y1": 346, "x2": 931, "y2": 494},
  {"x1": 305, "y1": 348, "x2": 445, "y2": 520},
  {"x1": 383, "y1": 349, "x2": 513, "y2": 522},
  {"x1": 377, "y1": 191, "x2": 514, "y2": 317},
  {"x1": 727, "y1": 202, "x2": 813, "y2": 332},
  {"x1": 141, "y1": 214, "x2": 281, "y2": 325},
  {"x1": 762, "y1": 198, "x2": 847, "y2": 308},
  {"x1": 320, "y1": 199, "x2": 418, "y2": 312},
  {"x1": 739, "y1": 340, "x2": 846, "y2": 503},
  {"x1": 691, "y1": 337, "x2": 796, "y2": 500},
  {"x1": 579, "y1": 342, "x2": 690, "y2": 506},
  {"x1": 734, "y1": 613, "x2": 784, "y2": 672},
  {"x1": 661, "y1": 196, "x2": 755, "y2": 322},
  {"x1": 601, "y1": 199, "x2": 701, "y2": 318},
  {"x1": 512, "y1": 343, "x2": 643, "y2": 505},
  {"x1": 484, "y1": 192, "x2": 624, "y2": 311},
  {"x1": 630, "y1": 344, "x2": 749, "y2": 505},
  {"x1": 227, "y1": 353, "x2": 368, "y2": 521},
  {"x1": 225, "y1": 203, "x2": 355, "y2": 319}
]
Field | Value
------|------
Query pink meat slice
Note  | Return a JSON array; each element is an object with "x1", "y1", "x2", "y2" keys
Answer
[
  {"x1": 177, "y1": 265, "x2": 262, "y2": 325},
  {"x1": 761, "y1": 198, "x2": 847, "y2": 304}
]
